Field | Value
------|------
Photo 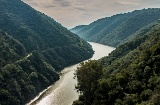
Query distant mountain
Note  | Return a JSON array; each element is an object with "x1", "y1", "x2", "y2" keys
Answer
[
  {"x1": 70, "y1": 25, "x2": 86, "y2": 34},
  {"x1": 71, "y1": 8, "x2": 160, "y2": 47},
  {"x1": 73, "y1": 19, "x2": 160, "y2": 105},
  {"x1": 0, "y1": 0, "x2": 94, "y2": 104}
]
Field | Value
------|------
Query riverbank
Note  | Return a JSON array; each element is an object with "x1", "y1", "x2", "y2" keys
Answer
[{"x1": 26, "y1": 42, "x2": 115, "y2": 105}]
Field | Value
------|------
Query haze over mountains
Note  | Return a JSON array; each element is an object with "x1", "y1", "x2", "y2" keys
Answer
[{"x1": 71, "y1": 8, "x2": 160, "y2": 47}]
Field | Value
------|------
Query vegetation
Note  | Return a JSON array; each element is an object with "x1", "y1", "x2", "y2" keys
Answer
[
  {"x1": 0, "y1": 30, "x2": 26, "y2": 68},
  {"x1": 0, "y1": 0, "x2": 93, "y2": 55},
  {"x1": 73, "y1": 20, "x2": 160, "y2": 105},
  {"x1": 0, "y1": 0, "x2": 94, "y2": 104},
  {"x1": 71, "y1": 8, "x2": 160, "y2": 47},
  {"x1": 0, "y1": 50, "x2": 59, "y2": 105},
  {"x1": 0, "y1": 31, "x2": 59, "y2": 104},
  {"x1": 74, "y1": 60, "x2": 103, "y2": 105}
]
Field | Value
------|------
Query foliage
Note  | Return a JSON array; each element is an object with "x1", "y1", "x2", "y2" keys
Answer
[
  {"x1": 0, "y1": 31, "x2": 26, "y2": 68},
  {"x1": 74, "y1": 60, "x2": 103, "y2": 105},
  {"x1": 0, "y1": 51, "x2": 60, "y2": 105},
  {"x1": 73, "y1": 20, "x2": 160, "y2": 105}
]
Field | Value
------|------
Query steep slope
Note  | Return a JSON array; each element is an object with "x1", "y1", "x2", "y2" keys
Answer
[
  {"x1": 0, "y1": 0, "x2": 94, "y2": 70},
  {"x1": 0, "y1": 31, "x2": 60, "y2": 105},
  {"x1": 0, "y1": 30, "x2": 26, "y2": 68},
  {"x1": 71, "y1": 8, "x2": 160, "y2": 47},
  {"x1": 73, "y1": 20, "x2": 160, "y2": 105},
  {"x1": 0, "y1": 0, "x2": 94, "y2": 104}
]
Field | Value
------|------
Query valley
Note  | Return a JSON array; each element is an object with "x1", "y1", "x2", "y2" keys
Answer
[
  {"x1": 27, "y1": 42, "x2": 115, "y2": 105},
  {"x1": 0, "y1": 0, "x2": 160, "y2": 105}
]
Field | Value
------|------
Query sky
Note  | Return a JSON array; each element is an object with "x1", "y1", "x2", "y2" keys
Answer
[{"x1": 22, "y1": 0, "x2": 160, "y2": 29}]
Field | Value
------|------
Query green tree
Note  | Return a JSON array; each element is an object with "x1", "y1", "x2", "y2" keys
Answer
[{"x1": 75, "y1": 60, "x2": 103, "y2": 105}]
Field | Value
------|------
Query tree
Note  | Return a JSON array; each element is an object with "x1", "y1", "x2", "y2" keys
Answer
[{"x1": 75, "y1": 60, "x2": 103, "y2": 105}]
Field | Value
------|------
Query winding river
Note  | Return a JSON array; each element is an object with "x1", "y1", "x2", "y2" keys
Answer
[{"x1": 27, "y1": 42, "x2": 115, "y2": 105}]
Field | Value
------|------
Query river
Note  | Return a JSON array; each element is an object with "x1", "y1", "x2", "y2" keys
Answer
[{"x1": 27, "y1": 42, "x2": 115, "y2": 105}]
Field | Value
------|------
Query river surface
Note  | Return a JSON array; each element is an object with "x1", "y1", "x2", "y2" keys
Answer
[{"x1": 27, "y1": 42, "x2": 115, "y2": 105}]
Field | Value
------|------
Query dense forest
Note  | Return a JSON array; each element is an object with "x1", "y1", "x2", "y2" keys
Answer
[
  {"x1": 0, "y1": 0, "x2": 94, "y2": 105},
  {"x1": 0, "y1": 31, "x2": 60, "y2": 104},
  {"x1": 73, "y1": 19, "x2": 160, "y2": 105},
  {"x1": 71, "y1": 8, "x2": 160, "y2": 47}
]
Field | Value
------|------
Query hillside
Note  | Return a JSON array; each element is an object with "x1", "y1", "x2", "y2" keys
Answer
[
  {"x1": 70, "y1": 25, "x2": 86, "y2": 35},
  {"x1": 0, "y1": 31, "x2": 60, "y2": 105},
  {"x1": 71, "y1": 8, "x2": 160, "y2": 47},
  {"x1": 0, "y1": 0, "x2": 94, "y2": 104},
  {"x1": 0, "y1": 30, "x2": 26, "y2": 68},
  {"x1": 73, "y1": 20, "x2": 160, "y2": 105},
  {"x1": 0, "y1": 0, "x2": 94, "y2": 70}
]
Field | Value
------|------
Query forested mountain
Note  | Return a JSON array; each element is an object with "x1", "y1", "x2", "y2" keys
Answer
[
  {"x1": 73, "y1": 20, "x2": 160, "y2": 105},
  {"x1": 0, "y1": 31, "x2": 60, "y2": 105},
  {"x1": 0, "y1": 0, "x2": 94, "y2": 104},
  {"x1": 70, "y1": 25, "x2": 86, "y2": 34},
  {"x1": 71, "y1": 8, "x2": 160, "y2": 47},
  {"x1": 0, "y1": 30, "x2": 26, "y2": 68}
]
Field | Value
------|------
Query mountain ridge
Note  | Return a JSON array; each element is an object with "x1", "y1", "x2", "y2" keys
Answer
[
  {"x1": 73, "y1": 18, "x2": 160, "y2": 105},
  {"x1": 71, "y1": 8, "x2": 160, "y2": 47}
]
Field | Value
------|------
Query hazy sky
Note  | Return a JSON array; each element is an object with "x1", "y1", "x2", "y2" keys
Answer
[{"x1": 22, "y1": 0, "x2": 160, "y2": 29}]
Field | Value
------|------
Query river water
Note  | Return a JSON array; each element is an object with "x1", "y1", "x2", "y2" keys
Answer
[{"x1": 27, "y1": 42, "x2": 115, "y2": 105}]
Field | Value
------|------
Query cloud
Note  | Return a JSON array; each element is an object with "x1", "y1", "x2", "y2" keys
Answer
[
  {"x1": 54, "y1": 0, "x2": 71, "y2": 7},
  {"x1": 74, "y1": 7, "x2": 86, "y2": 11},
  {"x1": 44, "y1": 4, "x2": 56, "y2": 8},
  {"x1": 22, "y1": 0, "x2": 160, "y2": 28},
  {"x1": 117, "y1": 0, "x2": 140, "y2": 5}
]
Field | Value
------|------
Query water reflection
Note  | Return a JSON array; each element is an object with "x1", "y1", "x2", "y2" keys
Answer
[{"x1": 27, "y1": 42, "x2": 115, "y2": 105}]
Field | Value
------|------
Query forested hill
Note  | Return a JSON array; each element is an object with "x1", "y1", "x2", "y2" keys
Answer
[
  {"x1": 0, "y1": 0, "x2": 94, "y2": 104},
  {"x1": 0, "y1": 31, "x2": 60, "y2": 105},
  {"x1": 0, "y1": 0, "x2": 94, "y2": 70},
  {"x1": 0, "y1": 30, "x2": 26, "y2": 68},
  {"x1": 71, "y1": 8, "x2": 160, "y2": 47},
  {"x1": 73, "y1": 19, "x2": 160, "y2": 105},
  {"x1": 0, "y1": 0, "x2": 93, "y2": 54},
  {"x1": 70, "y1": 25, "x2": 87, "y2": 34}
]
